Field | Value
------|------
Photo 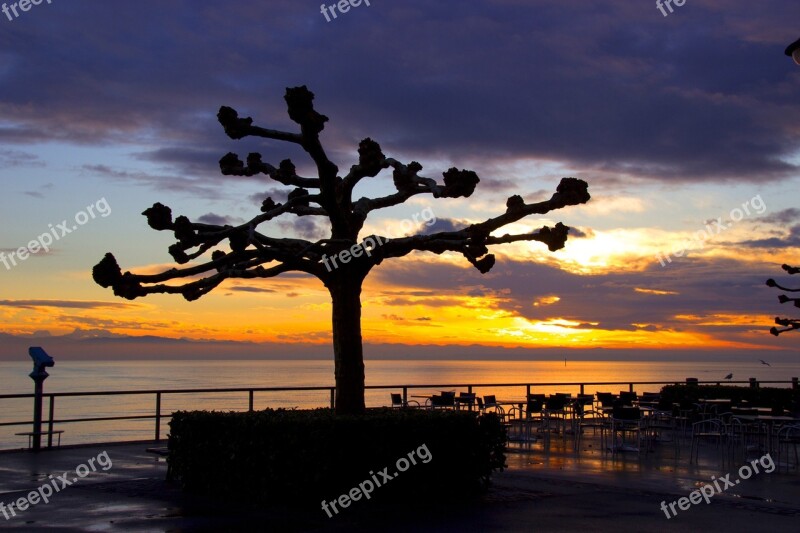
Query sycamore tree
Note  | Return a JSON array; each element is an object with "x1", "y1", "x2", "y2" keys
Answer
[
  {"x1": 767, "y1": 264, "x2": 800, "y2": 335},
  {"x1": 92, "y1": 86, "x2": 590, "y2": 414}
]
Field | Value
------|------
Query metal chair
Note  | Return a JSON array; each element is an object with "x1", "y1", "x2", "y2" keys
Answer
[
  {"x1": 482, "y1": 395, "x2": 506, "y2": 420},
  {"x1": 543, "y1": 394, "x2": 569, "y2": 435},
  {"x1": 455, "y1": 392, "x2": 476, "y2": 411},
  {"x1": 689, "y1": 418, "x2": 726, "y2": 464},
  {"x1": 390, "y1": 393, "x2": 419, "y2": 409},
  {"x1": 610, "y1": 406, "x2": 645, "y2": 454},
  {"x1": 776, "y1": 424, "x2": 800, "y2": 470}
]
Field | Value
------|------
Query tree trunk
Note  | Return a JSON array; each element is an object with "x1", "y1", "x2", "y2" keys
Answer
[{"x1": 328, "y1": 273, "x2": 366, "y2": 414}]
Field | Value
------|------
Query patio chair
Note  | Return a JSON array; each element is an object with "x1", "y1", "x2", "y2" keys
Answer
[
  {"x1": 507, "y1": 395, "x2": 544, "y2": 443},
  {"x1": 576, "y1": 405, "x2": 609, "y2": 451},
  {"x1": 689, "y1": 418, "x2": 726, "y2": 464},
  {"x1": 427, "y1": 391, "x2": 455, "y2": 410},
  {"x1": 595, "y1": 392, "x2": 616, "y2": 414},
  {"x1": 456, "y1": 392, "x2": 477, "y2": 411},
  {"x1": 638, "y1": 392, "x2": 661, "y2": 407},
  {"x1": 776, "y1": 424, "x2": 800, "y2": 470},
  {"x1": 726, "y1": 416, "x2": 764, "y2": 462},
  {"x1": 543, "y1": 394, "x2": 569, "y2": 435},
  {"x1": 573, "y1": 394, "x2": 594, "y2": 417},
  {"x1": 610, "y1": 406, "x2": 645, "y2": 453},
  {"x1": 390, "y1": 393, "x2": 419, "y2": 409},
  {"x1": 482, "y1": 395, "x2": 506, "y2": 419},
  {"x1": 618, "y1": 391, "x2": 638, "y2": 406}
]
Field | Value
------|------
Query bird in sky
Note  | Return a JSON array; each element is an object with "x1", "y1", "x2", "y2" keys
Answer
[
  {"x1": 760, "y1": 359, "x2": 771, "y2": 367},
  {"x1": 724, "y1": 373, "x2": 733, "y2": 380}
]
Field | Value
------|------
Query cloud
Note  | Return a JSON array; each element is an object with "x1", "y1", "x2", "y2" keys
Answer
[
  {"x1": 133, "y1": 147, "x2": 223, "y2": 178},
  {"x1": 248, "y1": 188, "x2": 291, "y2": 205},
  {"x1": 227, "y1": 286, "x2": 276, "y2": 293},
  {"x1": 0, "y1": 247, "x2": 57, "y2": 256},
  {"x1": 197, "y1": 212, "x2": 242, "y2": 225},
  {"x1": 759, "y1": 208, "x2": 800, "y2": 226},
  {"x1": 82, "y1": 164, "x2": 222, "y2": 198},
  {"x1": 740, "y1": 225, "x2": 800, "y2": 248},
  {"x1": 0, "y1": 299, "x2": 139, "y2": 310},
  {"x1": 278, "y1": 217, "x2": 329, "y2": 240},
  {"x1": 0, "y1": 149, "x2": 44, "y2": 168},
  {"x1": 568, "y1": 227, "x2": 592, "y2": 238},
  {"x1": 420, "y1": 218, "x2": 465, "y2": 235},
  {"x1": 371, "y1": 254, "x2": 780, "y2": 337}
]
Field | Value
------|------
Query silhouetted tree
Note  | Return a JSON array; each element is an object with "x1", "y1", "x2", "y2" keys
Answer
[
  {"x1": 767, "y1": 264, "x2": 800, "y2": 335},
  {"x1": 92, "y1": 86, "x2": 590, "y2": 414}
]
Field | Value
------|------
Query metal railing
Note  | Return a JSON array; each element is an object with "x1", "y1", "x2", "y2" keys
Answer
[{"x1": 1, "y1": 378, "x2": 797, "y2": 449}]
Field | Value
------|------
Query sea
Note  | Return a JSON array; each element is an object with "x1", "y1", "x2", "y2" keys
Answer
[{"x1": 2, "y1": 359, "x2": 799, "y2": 450}]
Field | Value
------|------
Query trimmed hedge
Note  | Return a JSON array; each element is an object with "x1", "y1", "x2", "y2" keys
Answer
[
  {"x1": 168, "y1": 408, "x2": 506, "y2": 507},
  {"x1": 659, "y1": 384, "x2": 799, "y2": 414}
]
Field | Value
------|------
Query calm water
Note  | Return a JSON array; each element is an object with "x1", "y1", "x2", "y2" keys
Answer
[{"x1": 2, "y1": 359, "x2": 798, "y2": 449}]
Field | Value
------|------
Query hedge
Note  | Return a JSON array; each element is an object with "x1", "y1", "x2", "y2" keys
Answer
[
  {"x1": 167, "y1": 408, "x2": 506, "y2": 507},
  {"x1": 658, "y1": 384, "x2": 799, "y2": 414}
]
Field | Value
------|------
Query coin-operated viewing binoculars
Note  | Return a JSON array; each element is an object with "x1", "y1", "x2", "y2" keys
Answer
[{"x1": 28, "y1": 347, "x2": 55, "y2": 451}]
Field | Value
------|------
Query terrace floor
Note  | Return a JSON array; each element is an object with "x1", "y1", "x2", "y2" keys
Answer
[{"x1": 0, "y1": 428, "x2": 798, "y2": 532}]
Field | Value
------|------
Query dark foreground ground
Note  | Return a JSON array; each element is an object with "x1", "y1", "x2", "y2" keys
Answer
[{"x1": 0, "y1": 435, "x2": 799, "y2": 532}]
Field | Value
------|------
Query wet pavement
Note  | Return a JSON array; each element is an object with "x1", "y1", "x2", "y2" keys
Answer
[{"x1": 0, "y1": 434, "x2": 798, "y2": 532}]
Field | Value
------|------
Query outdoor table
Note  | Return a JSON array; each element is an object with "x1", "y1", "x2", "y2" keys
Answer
[
  {"x1": 409, "y1": 394, "x2": 433, "y2": 408},
  {"x1": 496, "y1": 399, "x2": 536, "y2": 441},
  {"x1": 732, "y1": 407, "x2": 773, "y2": 415},
  {"x1": 496, "y1": 399, "x2": 527, "y2": 417}
]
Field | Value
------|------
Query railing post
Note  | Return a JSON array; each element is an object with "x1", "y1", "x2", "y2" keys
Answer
[
  {"x1": 402, "y1": 387, "x2": 407, "y2": 407},
  {"x1": 155, "y1": 392, "x2": 161, "y2": 441},
  {"x1": 249, "y1": 390, "x2": 254, "y2": 412},
  {"x1": 47, "y1": 395, "x2": 55, "y2": 448},
  {"x1": 629, "y1": 383, "x2": 634, "y2": 393},
  {"x1": 579, "y1": 383, "x2": 584, "y2": 395},
  {"x1": 526, "y1": 384, "x2": 531, "y2": 398},
  {"x1": 793, "y1": 377, "x2": 798, "y2": 390},
  {"x1": 749, "y1": 378, "x2": 758, "y2": 389},
  {"x1": 330, "y1": 388, "x2": 335, "y2": 410}
]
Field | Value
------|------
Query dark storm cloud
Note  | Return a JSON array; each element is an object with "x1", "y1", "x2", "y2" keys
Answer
[{"x1": 1, "y1": 1, "x2": 798, "y2": 187}]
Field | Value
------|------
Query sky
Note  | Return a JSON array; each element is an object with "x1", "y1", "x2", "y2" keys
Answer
[{"x1": 1, "y1": 0, "x2": 800, "y2": 361}]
